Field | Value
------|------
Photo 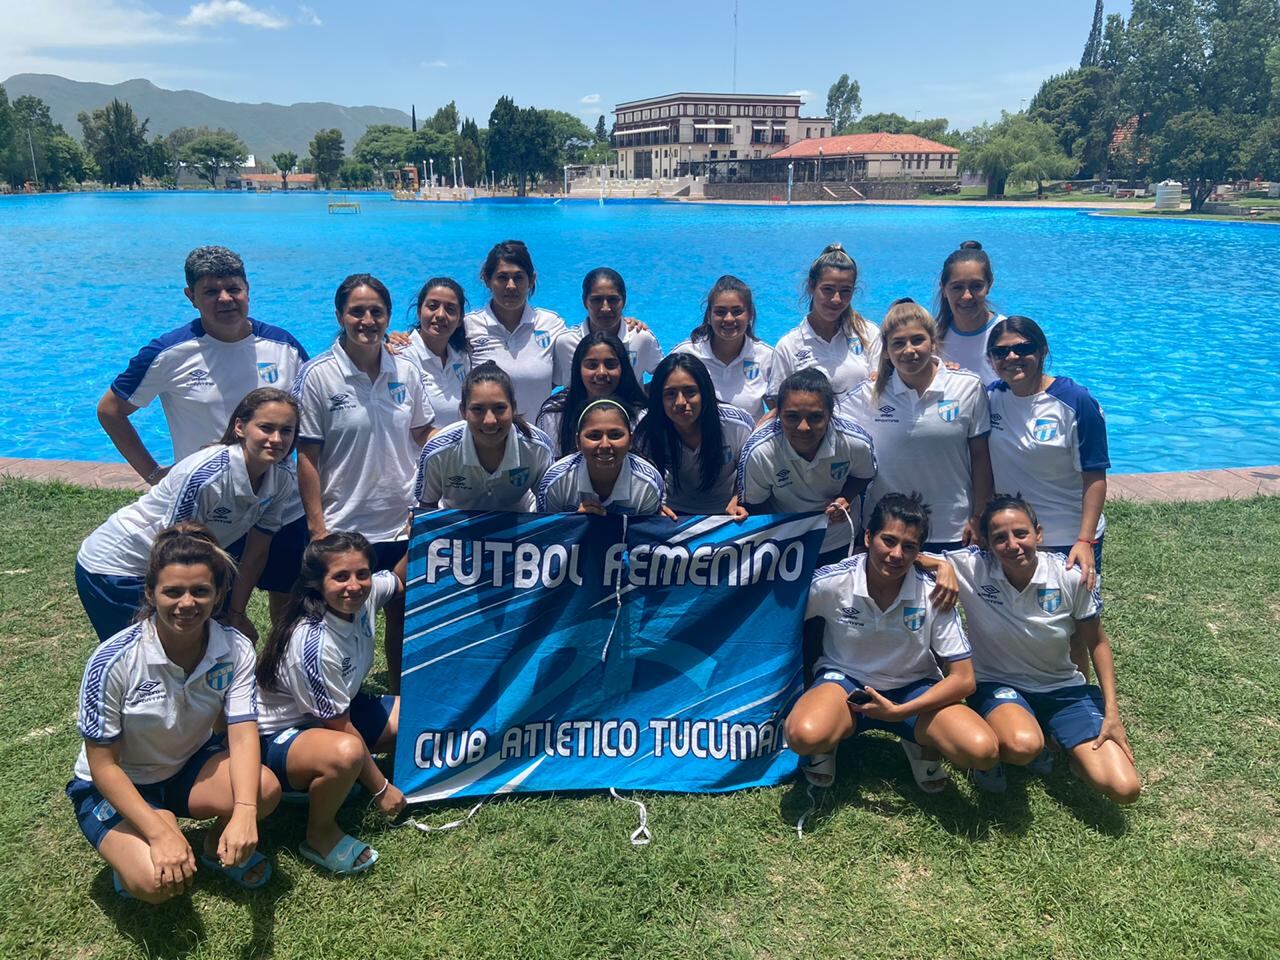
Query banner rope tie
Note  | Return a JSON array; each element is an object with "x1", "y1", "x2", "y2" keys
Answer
[
  {"x1": 609, "y1": 787, "x2": 652, "y2": 846},
  {"x1": 795, "y1": 783, "x2": 819, "y2": 839},
  {"x1": 600, "y1": 515, "x2": 627, "y2": 663},
  {"x1": 396, "y1": 799, "x2": 486, "y2": 835},
  {"x1": 841, "y1": 500, "x2": 857, "y2": 558}
]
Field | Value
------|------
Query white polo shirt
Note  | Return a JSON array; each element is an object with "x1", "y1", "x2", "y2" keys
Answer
[
  {"x1": 74, "y1": 618, "x2": 258, "y2": 784},
  {"x1": 642, "y1": 403, "x2": 756, "y2": 516},
  {"x1": 257, "y1": 570, "x2": 399, "y2": 735},
  {"x1": 293, "y1": 341, "x2": 432, "y2": 543},
  {"x1": 465, "y1": 304, "x2": 567, "y2": 418},
  {"x1": 838, "y1": 361, "x2": 990, "y2": 543},
  {"x1": 536, "y1": 453, "x2": 665, "y2": 516},
  {"x1": 806, "y1": 553, "x2": 971, "y2": 690},
  {"x1": 670, "y1": 336, "x2": 774, "y2": 419},
  {"x1": 768, "y1": 316, "x2": 882, "y2": 397},
  {"x1": 414, "y1": 420, "x2": 554, "y2": 511},
  {"x1": 553, "y1": 320, "x2": 664, "y2": 385},
  {"x1": 399, "y1": 330, "x2": 469, "y2": 430},
  {"x1": 736, "y1": 416, "x2": 877, "y2": 552},
  {"x1": 987, "y1": 377, "x2": 1110, "y2": 546},
  {"x1": 941, "y1": 547, "x2": 1098, "y2": 692},
  {"x1": 77, "y1": 445, "x2": 291, "y2": 578},
  {"x1": 939, "y1": 313, "x2": 1004, "y2": 383}
]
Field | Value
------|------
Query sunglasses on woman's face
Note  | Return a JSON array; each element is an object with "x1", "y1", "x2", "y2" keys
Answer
[{"x1": 988, "y1": 342, "x2": 1039, "y2": 359}]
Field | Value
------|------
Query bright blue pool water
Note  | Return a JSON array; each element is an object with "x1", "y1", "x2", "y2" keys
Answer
[{"x1": 1, "y1": 191, "x2": 1277, "y2": 473}]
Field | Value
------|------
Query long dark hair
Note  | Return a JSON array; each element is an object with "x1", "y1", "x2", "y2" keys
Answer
[
  {"x1": 410, "y1": 276, "x2": 469, "y2": 354},
  {"x1": 136, "y1": 523, "x2": 238, "y2": 623},
  {"x1": 934, "y1": 240, "x2": 994, "y2": 339},
  {"x1": 689, "y1": 274, "x2": 758, "y2": 344},
  {"x1": 460, "y1": 361, "x2": 533, "y2": 439},
  {"x1": 633, "y1": 353, "x2": 725, "y2": 494},
  {"x1": 257, "y1": 531, "x2": 377, "y2": 692},
  {"x1": 539, "y1": 331, "x2": 646, "y2": 456},
  {"x1": 215, "y1": 387, "x2": 300, "y2": 455}
]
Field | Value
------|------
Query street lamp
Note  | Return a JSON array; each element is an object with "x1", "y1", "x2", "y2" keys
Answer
[
  {"x1": 787, "y1": 161, "x2": 794, "y2": 204},
  {"x1": 456, "y1": 156, "x2": 465, "y2": 190},
  {"x1": 450, "y1": 156, "x2": 457, "y2": 189},
  {"x1": 428, "y1": 157, "x2": 435, "y2": 190},
  {"x1": 26, "y1": 113, "x2": 39, "y2": 189},
  {"x1": 563, "y1": 164, "x2": 569, "y2": 196}
]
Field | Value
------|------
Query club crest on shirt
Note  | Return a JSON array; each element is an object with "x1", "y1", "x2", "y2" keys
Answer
[
  {"x1": 205, "y1": 661, "x2": 234, "y2": 691},
  {"x1": 937, "y1": 399, "x2": 960, "y2": 423},
  {"x1": 847, "y1": 336, "x2": 863, "y2": 356},
  {"x1": 534, "y1": 329, "x2": 552, "y2": 349},
  {"x1": 509, "y1": 467, "x2": 530, "y2": 487},
  {"x1": 742, "y1": 359, "x2": 760, "y2": 382},
  {"x1": 837, "y1": 605, "x2": 862, "y2": 625},
  {"x1": 94, "y1": 798, "x2": 117, "y2": 822},
  {"x1": 451, "y1": 362, "x2": 465, "y2": 379},
  {"x1": 358, "y1": 611, "x2": 371, "y2": 635},
  {"x1": 774, "y1": 468, "x2": 792, "y2": 487},
  {"x1": 257, "y1": 361, "x2": 279, "y2": 384},
  {"x1": 387, "y1": 381, "x2": 407, "y2": 405},
  {"x1": 1037, "y1": 587, "x2": 1062, "y2": 614},
  {"x1": 1033, "y1": 418, "x2": 1059, "y2": 442},
  {"x1": 830, "y1": 460, "x2": 850, "y2": 481},
  {"x1": 627, "y1": 349, "x2": 639, "y2": 367},
  {"x1": 187, "y1": 368, "x2": 215, "y2": 388},
  {"x1": 902, "y1": 606, "x2": 926, "y2": 631}
]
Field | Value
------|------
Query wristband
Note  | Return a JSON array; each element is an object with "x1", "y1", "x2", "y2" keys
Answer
[
  {"x1": 145, "y1": 465, "x2": 166, "y2": 485},
  {"x1": 1076, "y1": 538, "x2": 1098, "y2": 545},
  {"x1": 372, "y1": 779, "x2": 390, "y2": 799}
]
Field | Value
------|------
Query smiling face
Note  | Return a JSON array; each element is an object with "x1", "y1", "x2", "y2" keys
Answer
[
  {"x1": 886, "y1": 321, "x2": 936, "y2": 380},
  {"x1": 943, "y1": 260, "x2": 991, "y2": 328},
  {"x1": 809, "y1": 267, "x2": 855, "y2": 326},
  {"x1": 185, "y1": 274, "x2": 250, "y2": 340},
  {"x1": 661, "y1": 367, "x2": 702, "y2": 432},
  {"x1": 321, "y1": 548, "x2": 374, "y2": 618},
  {"x1": 584, "y1": 278, "x2": 625, "y2": 331},
  {"x1": 148, "y1": 562, "x2": 219, "y2": 639},
  {"x1": 235, "y1": 400, "x2": 297, "y2": 469},
  {"x1": 487, "y1": 259, "x2": 532, "y2": 314},
  {"x1": 989, "y1": 331, "x2": 1045, "y2": 391},
  {"x1": 577, "y1": 406, "x2": 631, "y2": 470},
  {"x1": 778, "y1": 390, "x2": 829, "y2": 460},
  {"x1": 709, "y1": 291, "x2": 751, "y2": 344},
  {"x1": 865, "y1": 518, "x2": 923, "y2": 584},
  {"x1": 580, "y1": 343, "x2": 622, "y2": 400},
  {"x1": 338, "y1": 285, "x2": 389, "y2": 347},
  {"x1": 417, "y1": 285, "x2": 462, "y2": 352},
  {"x1": 462, "y1": 380, "x2": 514, "y2": 447},
  {"x1": 986, "y1": 507, "x2": 1043, "y2": 578}
]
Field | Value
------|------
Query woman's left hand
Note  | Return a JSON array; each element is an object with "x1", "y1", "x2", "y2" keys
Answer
[
  {"x1": 960, "y1": 515, "x2": 982, "y2": 547},
  {"x1": 825, "y1": 497, "x2": 853, "y2": 525},
  {"x1": 1066, "y1": 540, "x2": 1098, "y2": 592},
  {"x1": 660, "y1": 505, "x2": 678, "y2": 521},
  {"x1": 623, "y1": 316, "x2": 650, "y2": 333},
  {"x1": 577, "y1": 501, "x2": 607, "y2": 516},
  {"x1": 386, "y1": 330, "x2": 412, "y2": 353},
  {"x1": 1092, "y1": 714, "x2": 1135, "y2": 764},
  {"x1": 849, "y1": 686, "x2": 902, "y2": 722},
  {"x1": 217, "y1": 807, "x2": 259, "y2": 868},
  {"x1": 222, "y1": 611, "x2": 258, "y2": 644}
]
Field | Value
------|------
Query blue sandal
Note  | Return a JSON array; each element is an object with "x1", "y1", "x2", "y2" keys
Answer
[
  {"x1": 199, "y1": 850, "x2": 273, "y2": 890},
  {"x1": 299, "y1": 834, "x2": 378, "y2": 875}
]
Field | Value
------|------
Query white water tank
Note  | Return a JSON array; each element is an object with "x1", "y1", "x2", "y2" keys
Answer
[{"x1": 1154, "y1": 180, "x2": 1183, "y2": 210}]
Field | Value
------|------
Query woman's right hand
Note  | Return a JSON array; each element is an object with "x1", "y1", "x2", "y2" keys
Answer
[
  {"x1": 148, "y1": 823, "x2": 197, "y2": 895},
  {"x1": 386, "y1": 330, "x2": 412, "y2": 353},
  {"x1": 1066, "y1": 540, "x2": 1098, "y2": 593},
  {"x1": 375, "y1": 782, "x2": 407, "y2": 819},
  {"x1": 577, "y1": 501, "x2": 607, "y2": 517}
]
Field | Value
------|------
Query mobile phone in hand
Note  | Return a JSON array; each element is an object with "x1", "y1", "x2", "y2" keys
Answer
[{"x1": 846, "y1": 687, "x2": 871, "y2": 706}]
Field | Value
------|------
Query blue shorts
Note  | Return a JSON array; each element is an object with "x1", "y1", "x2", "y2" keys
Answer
[
  {"x1": 371, "y1": 539, "x2": 408, "y2": 574},
  {"x1": 229, "y1": 515, "x2": 310, "y2": 594},
  {"x1": 76, "y1": 562, "x2": 145, "y2": 643},
  {"x1": 66, "y1": 736, "x2": 225, "y2": 849},
  {"x1": 260, "y1": 693, "x2": 397, "y2": 792},
  {"x1": 970, "y1": 681, "x2": 1105, "y2": 750},
  {"x1": 809, "y1": 670, "x2": 937, "y2": 744}
]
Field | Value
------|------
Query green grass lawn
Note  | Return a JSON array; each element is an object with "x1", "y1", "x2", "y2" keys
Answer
[{"x1": 2, "y1": 477, "x2": 1278, "y2": 959}]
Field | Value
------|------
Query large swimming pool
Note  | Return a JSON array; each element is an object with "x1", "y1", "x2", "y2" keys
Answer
[{"x1": 1, "y1": 192, "x2": 1277, "y2": 472}]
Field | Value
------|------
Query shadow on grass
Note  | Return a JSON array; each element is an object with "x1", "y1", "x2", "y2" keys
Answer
[
  {"x1": 92, "y1": 868, "x2": 207, "y2": 959},
  {"x1": 1039, "y1": 766, "x2": 1130, "y2": 837}
]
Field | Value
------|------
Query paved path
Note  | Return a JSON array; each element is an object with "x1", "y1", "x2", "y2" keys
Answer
[{"x1": 2, "y1": 457, "x2": 1278, "y2": 503}]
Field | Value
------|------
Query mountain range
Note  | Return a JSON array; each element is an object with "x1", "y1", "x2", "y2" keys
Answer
[{"x1": 2, "y1": 74, "x2": 413, "y2": 158}]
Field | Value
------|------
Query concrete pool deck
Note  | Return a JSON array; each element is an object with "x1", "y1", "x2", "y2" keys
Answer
[{"x1": 2, "y1": 457, "x2": 1278, "y2": 504}]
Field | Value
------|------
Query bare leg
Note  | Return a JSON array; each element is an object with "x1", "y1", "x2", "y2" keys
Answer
[
  {"x1": 97, "y1": 811, "x2": 187, "y2": 904},
  {"x1": 982, "y1": 703, "x2": 1046, "y2": 765},
  {"x1": 186, "y1": 752, "x2": 281, "y2": 885},
  {"x1": 914, "y1": 703, "x2": 1000, "y2": 772},
  {"x1": 784, "y1": 683, "x2": 855, "y2": 756},
  {"x1": 1069, "y1": 740, "x2": 1141, "y2": 804},
  {"x1": 284, "y1": 729, "x2": 371, "y2": 866}
]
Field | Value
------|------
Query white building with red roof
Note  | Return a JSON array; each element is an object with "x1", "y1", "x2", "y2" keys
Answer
[{"x1": 771, "y1": 132, "x2": 959, "y2": 180}]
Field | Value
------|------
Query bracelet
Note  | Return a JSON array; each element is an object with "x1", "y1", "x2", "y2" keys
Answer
[
  {"x1": 1076, "y1": 538, "x2": 1098, "y2": 545},
  {"x1": 371, "y1": 779, "x2": 390, "y2": 799},
  {"x1": 234, "y1": 800, "x2": 257, "y2": 808},
  {"x1": 144, "y1": 464, "x2": 166, "y2": 485}
]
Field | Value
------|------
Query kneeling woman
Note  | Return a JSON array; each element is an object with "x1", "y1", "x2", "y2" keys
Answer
[
  {"x1": 933, "y1": 495, "x2": 1141, "y2": 803},
  {"x1": 68, "y1": 525, "x2": 279, "y2": 902},
  {"x1": 416, "y1": 362, "x2": 554, "y2": 512},
  {"x1": 255, "y1": 533, "x2": 407, "y2": 875},
  {"x1": 785, "y1": 494, "x2": 999, "y2": 791},
  {"x1": 536, "y1": 399, "x2": 666, "y2": 516}
]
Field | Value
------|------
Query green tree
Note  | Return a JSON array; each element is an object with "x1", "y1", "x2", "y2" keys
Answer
[
  {"x1": 338, "y1": 159, "x2": 374, "y2": 188},
  {"x1": 542, "y1": 110, "x2": 595, "y2": 167},
  {"x1": 353, "y1": 124, "x2": 415, "y2": 185},
  {"x1": 78, "y1": 99, "x2": 150, "y2": 186},
  {"x1": 144, "y1": 136, "x2": 173, "y2": 181},
  {"x1": 594, "y1": 114, "x2": 607, "y2": 141},
  {"x1": 1151, "y1": 109, "x2": 1244, "y2": 211},
  {"x1": 44, "y1": 134, "x2": 92, "y2": 188},
  {"x1": 272, "y1": 151, "x2": 298, "y2": 188},
  {"x1": 826, "y1": 74, "x2": 862, "y2": 133},
  {"x1": 310, "y1": 128, "x2": 345, "y2": 189},
  {"x1": 182, "y1": 131, "x2": 248, "y2": 187},
  {"x1": 0, "y1": 86, "x2": 13, "y2": 166},
  {"x1": 460, "y1": 117, "x2": 486, "y2": 180},
  {"x1": 487, "y1": 97, "x2": 525, "y2": 193},
  {"x1": 429, "y1": 101, "x2": 460, "y2": 135},
  {"x1": 961, "y1": 113, "x2": 1075, "y2": 196},
  {"x1": 1243, "y1": 115, "x2": 1280, "y2": 178},
  {"x1": 1029, "y1": 67, "x2": 1119, "y2": 177},
  {"x1": 4, "y1": 95, "x2": 65, "y2": 188},
  {"x1": 1081, "y1": 0, "x2": 1105, "y2": 67}
]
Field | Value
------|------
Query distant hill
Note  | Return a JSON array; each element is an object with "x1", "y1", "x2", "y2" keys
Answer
[{"x1": 1, "y1": 74, "x2": 412, "y2": 158}]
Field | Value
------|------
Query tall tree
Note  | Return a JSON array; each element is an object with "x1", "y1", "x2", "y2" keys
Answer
[
  {"x1": 1081, "y1": 0, "x2": 1105, "y2": 67},
  {"x1": 459, "y1": 117, "x2": 486, "y2": 185},
  {"x1": 825, "y1": 74, "x2": 862, "y2": 133},
  {"x1": 0, "y1": 86, "x2": 13, "y2": 166},
  {"x1": 353, "y1": 124, "x2": 415, "y2": 185},
  {"x1": 961, "y1": 113, "x2": 1075, "y2": 196},
  {"x1": 78, "y1": 99, "x2": 150, "y2": 186},
  {"x1": 542, "y1": 110, "x2": 596, "y2": 166},
  {"x1": 594, "y1": 114, "x2": 607, "y2": 141},
  {"x1": 4, "y1": 95, "x2": 64, "y2": 188},
  {"x1": 1029, "y1": 67, "x2": 1119, "y2": 177},
  {"x1": 429, "y1": 101, "x2": 460, "y2": 135},
  {"x1": 182, "y1": 131, "x2": 248, "y2": 187},
  {"x1": 309, "y1": 128, "x2": 345, "y2": 188},
  {"x1": 338, "y1": 159, "x2": 374, "y2": 188},
  {"x1": 272, "y1": 150, "x2": 298, "y2": 188},
  {"x1": 1151, "y1": 109, "x2": 1245, "y2": 211}
]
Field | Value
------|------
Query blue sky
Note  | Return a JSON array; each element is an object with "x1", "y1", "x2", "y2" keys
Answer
[{"x1": 1, "y1": 0, "x2": 1131, "y2": 130}]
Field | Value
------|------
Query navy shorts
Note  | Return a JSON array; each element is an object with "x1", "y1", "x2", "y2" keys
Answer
[
  {"x1": 228, "y1": 515, "x2": 309, "y2": 594},
  {"x1": 259, "y1": 693, "x2": 397, "y2": 792},
  {"x1": 76, "y1": 562, "x2": 145, "y2": 643},
  {"x1": 370, "y1": 539, "x2": 408, "y2": 574},
  {"x1": 66, "y1": 736, "x2": 225, "y2": 849},
  {"x1": 809, "y1": 669, "x2": 937, "y2": 744},
  {"x1": 970, "y1": 681, "x2": 1105, "y2": 750}
]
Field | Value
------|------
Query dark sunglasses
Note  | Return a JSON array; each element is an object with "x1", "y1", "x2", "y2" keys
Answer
[{"x1": 988, "y1": 342, "x2": 1039, "y2": 360}]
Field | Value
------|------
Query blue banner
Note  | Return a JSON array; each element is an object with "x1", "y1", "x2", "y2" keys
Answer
[{"x1": 395, "y1": 510, "x2": 826, "y2": 802}]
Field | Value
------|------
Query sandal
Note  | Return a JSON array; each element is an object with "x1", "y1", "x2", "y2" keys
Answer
[
  {"x1": 899, "y1": 738, "x2": 949, "y2": 794},
  {"x1": 972, "y1": 762, "x2": 1008, "y2": 794},
  {"x1": 299, "y1": 834, "x2": 378, "y2": 876},
  {"x1": 199, "y1": 849, "x2": 273, "y2": 890},
  {"x1": 801, "y1": 752, "x2": 836, "y2": 788}
]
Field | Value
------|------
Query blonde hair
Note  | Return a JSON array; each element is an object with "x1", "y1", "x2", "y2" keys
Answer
[
  {"x1": 805, "y1": 242, "x2": 873, "y2": 353},
  {"x1": 873, "y1": 299, "x2": 940, "y2": 399}
]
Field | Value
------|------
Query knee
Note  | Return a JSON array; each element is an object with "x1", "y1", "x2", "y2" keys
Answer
[
  {"x1": 1001, "y1": 728, "x2": 1046, "y2": 766},
  {"x1": 1104, "y1": 770, "x2": 1142, "y2": 806},
  {"x1": 330, "y1": 732, "x2": 366, "y2": 774},
  {"x1": 784, "y1": 714, "x2": 838, "y2": 755},
  {"x1": 126, "y1": 874, "x2": 177, "y2": 904},
  {"x1": 951, "y1": 728, "x2": 1000, "y2": 771},
  {"x1": 258, "y1": 768, "x2": 282, "y2": 817}
]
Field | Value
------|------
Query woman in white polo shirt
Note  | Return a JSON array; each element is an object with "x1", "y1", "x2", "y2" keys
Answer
[
  {"x1": 76, "y1": 388, "x2": 299, "y2": 643},
  {"x1": 398, "y1": 276, "x2": 470, "y2": 430},
  {"x1": 554, "y1": 267, "x2": 664, "y2": 386},
  {"x1": 934, "y1": 240, "x2": 1004, "y2": 382},
  {"x1": 931, "y1": 495, "x2": 1140, "y2": 803},
  {"x1": 536, "y1": 399, "x2": 666, "y2": 516},
  {"x1": 294, "y1": 274, "x2": 433, "y2": 692},
  {"x1": 735, "y1": 367, "x2": 877, "y2": 561},
  {"x1": 768, "y1": 244, "x2": 880, "y2": 401},
  {"x1": 416, "y1": 363, "x2": 554, "y2": 511},
  {"x1": 670, "y1": 275, "x2": 774, "y2": 420},
  {"x1": 537, "y1": 331, "x2": 648, "y2": 458},
  {"x1": 839, "y1": 299, "x2": 993, "y2": 550},
  {"x1": 464, "y1": 240, "x2": 567, "y2": 417},
  {"x1": 785, "y1": 493, "x2": 999, "y2": 791},
  {"x1": 68, "y1": 525, "x2": 280, "y2": 901}
]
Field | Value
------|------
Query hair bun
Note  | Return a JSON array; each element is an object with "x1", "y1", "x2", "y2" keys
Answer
[
  {"x1": 958, "y1": 240, "x2": 983, "y2": 250},
  {"x1": 823, "y1": 242, "x2": 845, "y2": 253}
]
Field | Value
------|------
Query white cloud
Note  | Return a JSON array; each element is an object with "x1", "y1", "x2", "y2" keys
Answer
[
  {"x1": 298, "y1": 4, "x2": 321, "y2": 25},
  {"x1": 788, "y1": 89, "x2": 811, "y2": 102},
  {"x1": 182, "y1": 0, "x2": 288, "y2": 29},
  {"x1": 424, "y1": 59, "x2": 448, "y2": 68},
  {"x1": 580, "y1": 93, "x2": 601, "y2": 104}
]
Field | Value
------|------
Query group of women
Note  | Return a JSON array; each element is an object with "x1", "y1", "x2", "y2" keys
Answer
[{"x1": 70, "y1": 236, "x2": 1139, "y2": 902}]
